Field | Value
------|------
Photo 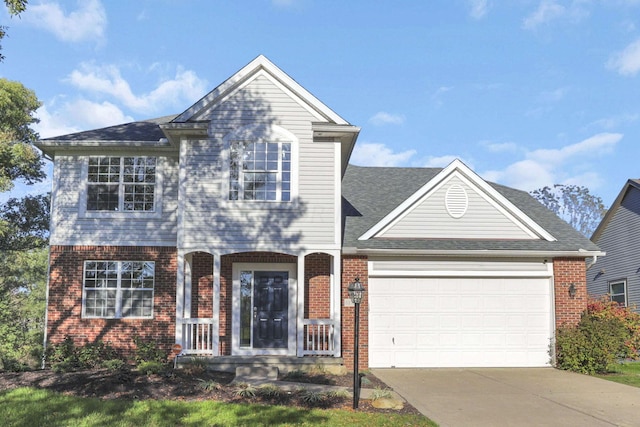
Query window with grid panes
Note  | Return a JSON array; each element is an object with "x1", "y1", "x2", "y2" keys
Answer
[
  {"x1": 83, "y1": 261, "x2": 155, "y2": 318},
  {"x1": 87, "y1": 157, "x2": 156, "y2": 211},
  {"x1": 229, "y1": 141, "x2": 291, "y2": 201},
  {"x1": 609, "y1": 279, "x2": 627, "y2": 306}
]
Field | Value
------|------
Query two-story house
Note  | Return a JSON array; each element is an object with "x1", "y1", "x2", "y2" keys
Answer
[{"x1": 37, "y1": 55, "x2": 602, "y2": 370}]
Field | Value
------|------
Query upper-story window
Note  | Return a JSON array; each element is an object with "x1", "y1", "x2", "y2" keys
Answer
[
  {"x1": 87, "y1": 157, "x2": 156, "y2": 212},
  {"x1": 229, "y1": 141, "x2": 291, "y2": 201}
]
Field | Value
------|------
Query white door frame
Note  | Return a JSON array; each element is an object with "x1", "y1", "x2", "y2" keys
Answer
[{"x1": 231, "y1": 263, "x2": 297, "y2": 356}]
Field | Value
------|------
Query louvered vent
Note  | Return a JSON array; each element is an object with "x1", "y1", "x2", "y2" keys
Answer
[{"x1": 445, "y1": 184, "x2": 468, "y2": 218}]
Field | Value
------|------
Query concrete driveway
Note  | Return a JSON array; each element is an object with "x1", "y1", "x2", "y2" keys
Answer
[{"x1": 371, "y1": 368, "x2": 640, "y2": 427}]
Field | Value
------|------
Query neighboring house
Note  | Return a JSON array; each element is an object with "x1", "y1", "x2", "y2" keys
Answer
[
  {"x1": 37, "y1": 55, "x2": 602, "y2": 370},
  {"x1": 589, "y1": 179, "x2": 640, "y2": 310}
]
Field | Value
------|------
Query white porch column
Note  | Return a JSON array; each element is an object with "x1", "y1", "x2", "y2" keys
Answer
[
  {"x1": 296, "y1": 253, "x2": 306, "y2": 357},
  {"x1": 175, "y1": 251, "x2": 185, "y2": 346},
  {"x1": 331, "y1": 250, "x2": 342, "y2": 357},
  {"x1": 212, "y1": 253, "x2": 221, "y2": 356},
  {"x1": 183, "y1": 253, "x2": 193, "y2": 318}
]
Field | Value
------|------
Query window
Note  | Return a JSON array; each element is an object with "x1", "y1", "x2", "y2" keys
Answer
[
  {"x1": 83, "y1": 261, "x2": 155, "y2": 318},
  {"x1": 609, "y1": 279, "x2": 627, "y2": 306},
  {"x1": 229, "y1": 141, "x2": 291, "y2": 201},
  {"x1": 87, "y1": 157, "x2": 156, "y2": 211}
]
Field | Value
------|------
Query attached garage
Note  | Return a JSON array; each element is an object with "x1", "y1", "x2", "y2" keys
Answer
[{"x1": 368, "y1": 260, "x2": 554, "y2": 368}]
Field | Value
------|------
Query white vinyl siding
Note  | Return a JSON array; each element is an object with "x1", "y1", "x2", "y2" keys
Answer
[
  {"x1": 49, "y1": 155, "x2": 178, "y2": 246},
  {"x1": 179, "y1": 76, "x2": 338, "y2": 251},
  {"x1": 589, "y1": 186, "x2": 640, "y2": 313},
  {"x1": 379, "y1": 176, "x2": 536, "y2": 240}
]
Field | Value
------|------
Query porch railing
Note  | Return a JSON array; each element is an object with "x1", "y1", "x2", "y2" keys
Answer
[
  {"x1": 302, "y1": 319, "x2": 335, "y2": 356},
  {"x1": 177, "y1": 318, "x2": 215, "y2": 355}
]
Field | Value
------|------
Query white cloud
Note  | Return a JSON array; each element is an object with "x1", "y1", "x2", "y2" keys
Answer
[
  {"x1": 422, "y1": 155, "x2": 462, "y2": 168},
  {"x1": 590, "y1": 113, "x2": 639, "y2": 129},
  {"x1": 607, "y1": 38, "x2": 640, "y2": 76},
  {"x1": 35, "y1": 100, "x2": 134, "y2": 138},
  {"x1": 23, "y1": 0, "x2": 106, "y2": 43},
  {"x1": 368, "y1": 112, "x2": 405, "y2": 126},
  {"x1": 481, "y1": 141, "x2": 519, "y2": 153},
  {"x1": 482, "y1": 133, "x2": 622, "y2": 192},
  {"x1": 66, "y1": 63, "x2": 208, "y2": 115},
  {"x1": 528, "y1": 132, "x2": 621, "y2": 165},
  {"x1": 522, "y1": 0, "x2": 566, "y2": 30},
  {"x1": 468, "y1": 0, "x2": 489, "y2": 20},
  {"x1": 350, "y1": 143, "x2": 416, "y2": 167}
]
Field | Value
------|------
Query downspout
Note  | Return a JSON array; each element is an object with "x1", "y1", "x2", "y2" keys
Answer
[{"x1": 586, "y1": 255, "x2": 598, "y2": 271}]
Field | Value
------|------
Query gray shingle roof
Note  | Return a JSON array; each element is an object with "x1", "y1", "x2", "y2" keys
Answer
[
  {"x1": 42, "y1": 115, "x2": 177, "y2": 142},
  {"x1": 342, "y1": 164, "x2": 601, "y2": 253}
]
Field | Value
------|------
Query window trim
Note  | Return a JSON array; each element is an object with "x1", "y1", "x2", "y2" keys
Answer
[
  {"x1": 221, "y1": 124, "x2": 298, "y2": 206},
  {"x1": 609, "y1": 279, "x2": 627, "y2": 307},
  {"x1": 81, "y1": 260, "x2": 156, "y2": 319},
  {"x1": 80, "y1": 155, "x2": 163, "y2": 219}
]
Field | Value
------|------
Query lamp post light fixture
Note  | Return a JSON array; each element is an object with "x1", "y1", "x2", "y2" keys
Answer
[
  {"x1": 348, "y1": 276, "x2": 365, "y2": 409},
  {"x1": 568, "y1": 283, "x2": 577, "y2": 298}
]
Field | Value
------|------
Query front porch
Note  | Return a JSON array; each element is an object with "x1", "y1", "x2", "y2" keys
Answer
[
  {"x1": 175, "y1": 355, "x2": 345, "y2": 374},
  {"x1": 174, "y1": 251, "x2": 342, "y2": 360}
]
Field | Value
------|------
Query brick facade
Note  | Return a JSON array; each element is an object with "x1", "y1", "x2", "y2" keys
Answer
[
  {"x1": 553, "y1": 257, "x2": 588, "y2": 327},
  {"x1": 341, "y1": 256, "x2": 368, "y2": 371},
  {"x1": 46, "y1": 245, "x2": 177, "y2": 360},
  {"x1": 45, "y1": 246, "x2": 588, "y2": 370}
]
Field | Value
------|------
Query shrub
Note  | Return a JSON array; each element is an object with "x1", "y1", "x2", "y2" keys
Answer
[
  {"x1": 197, "y1": 378, "x2": 222, "y2": 392},
  {"x1": 133, "y1": 336, "x2": 167, "y2": 364},
  {"x1": 182, "y1": 358, "x2": 207, "y2": 375},
  {"x1": 46, "y1": 338, "x2": 120, "y2": 372},
  {"x1": 233, "y1": 383, "x2": 257, "y2": 398},
  {"x1": 102, "y1": 359, "x2": 127, "y2": 372},
  {"x1": 555, "y1": 297, "x2": 640, "y2": 374},
  {"x1": 257, "y1": 384, "x2": 283, "y2": 398},
  {"x1": 370, "y1": 387, "x2": 393, "y2": 401},
  {"x1": 137, "y1": 361, "x2": 167, "y2": 376}
]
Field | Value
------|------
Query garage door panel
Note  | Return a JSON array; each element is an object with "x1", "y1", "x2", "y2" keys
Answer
[{"x1": 369, "y1": 276, "x2": 552, "y2": 368}]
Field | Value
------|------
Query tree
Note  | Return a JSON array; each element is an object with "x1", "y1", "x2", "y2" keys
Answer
[
  {"x1": 0, "y1": 247, "x2": 47, "y2": 370},
  {"x1": 0, "y1": 194, "x2": 49, "y2": 250},
  {"x1": 531, "y1": 184, "x2": 606, "y2": 237},
  {"x1": 0, "y1": 0, "x2": 28, "y2": 62},
  {"x1": 0, "y1": 78, "x2": 44, "y2": 192}
]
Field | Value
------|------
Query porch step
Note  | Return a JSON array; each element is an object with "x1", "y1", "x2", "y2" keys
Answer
[
  {"x1": 177, "y1": 355, "x2": 345, "y2": 375},
  {"x1": 234, "y1": 366, "x2": 279, "y2": 381}
]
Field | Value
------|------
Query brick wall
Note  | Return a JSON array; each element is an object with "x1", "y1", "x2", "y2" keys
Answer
[
  {"x1": 304, "y1": 253, "x2": 331, "y2": 319},
  {"x1": 553, "y1": 257, "x2": 588, "y2": 327},
  {"x1": 46, "y1": 245, "x2": 177, "y2": 360},
  {"x1": 191, "y1": 252, "x2": 214, "y2": 318},
  {"x1": 341, "y1": 255, "x2": 368, "y2": 371}
]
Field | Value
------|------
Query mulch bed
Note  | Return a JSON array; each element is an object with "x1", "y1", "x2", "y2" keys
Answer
[{"x1": 0, "y1": 367, "x2": 421, "y2": 415}]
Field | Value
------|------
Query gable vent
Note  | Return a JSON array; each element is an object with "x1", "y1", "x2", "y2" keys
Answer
[{"x1": 445, "y1": 184, "x2": 468, "y2": 218}]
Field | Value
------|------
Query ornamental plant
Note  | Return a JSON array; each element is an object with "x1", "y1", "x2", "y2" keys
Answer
[{"x1": 555, "y1": 297, "x2": 640, "y2": 375}]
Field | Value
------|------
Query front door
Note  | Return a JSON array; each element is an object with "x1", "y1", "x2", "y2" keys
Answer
[{"x1": 252, "y1": 271, "x2": 289, "y2": 348}]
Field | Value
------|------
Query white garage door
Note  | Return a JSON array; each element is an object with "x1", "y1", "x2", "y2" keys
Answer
[{"x1": 368, "y1": 277, "x2": 552, "y2": 368}]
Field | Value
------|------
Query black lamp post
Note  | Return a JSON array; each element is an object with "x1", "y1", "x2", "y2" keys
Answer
[{"x1": 348, "y1": 276, "x2": 365, "y2": 409}]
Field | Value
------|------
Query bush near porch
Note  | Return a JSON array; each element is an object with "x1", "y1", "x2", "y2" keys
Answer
[{"x1": 555, "y1": 297, "x2": 640, "y2": 375}]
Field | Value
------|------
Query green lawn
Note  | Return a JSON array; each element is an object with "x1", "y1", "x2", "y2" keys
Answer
[
  {"x1": 0, "y1": 387, "x2": 437, "y2": 427},
  {"x1": 596, "y1": 362, "x2": 640, "y2": 388}
]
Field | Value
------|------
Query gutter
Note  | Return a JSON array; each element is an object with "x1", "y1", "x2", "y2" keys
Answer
[{"x1": 341, "y1": 247, "x2": 606, "y2": 259}]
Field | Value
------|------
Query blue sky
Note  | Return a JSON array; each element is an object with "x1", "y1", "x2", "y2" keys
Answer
[{"x1": 1, "y1": 0, "x2": 640, "y2": 207}]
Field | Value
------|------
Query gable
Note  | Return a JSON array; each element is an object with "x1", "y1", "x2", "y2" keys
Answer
[
  {"x1": 174, "y1": 55, "x2": 348, "y2": 125},
  {"x1": 359, "y1": 159, "x2": 556, "y2": 242},
  {"x1": 199, "y1": 73, "x2": 319, "y2": 129}
]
